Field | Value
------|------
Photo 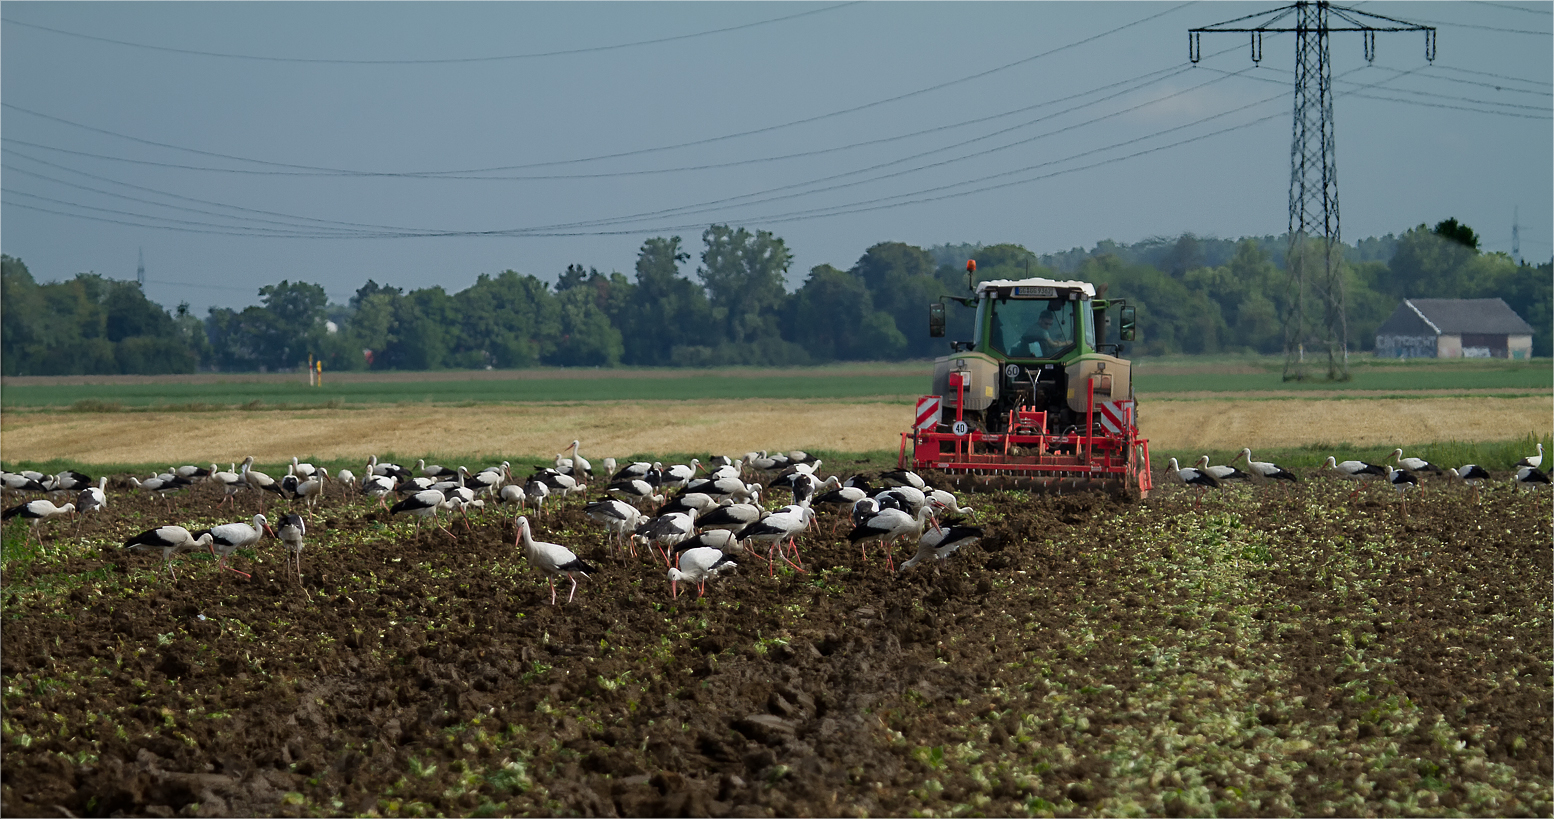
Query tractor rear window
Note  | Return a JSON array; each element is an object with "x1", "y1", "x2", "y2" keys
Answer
[{"x1": 989, "y1": 298, "x2": 1073, "y2": 359}]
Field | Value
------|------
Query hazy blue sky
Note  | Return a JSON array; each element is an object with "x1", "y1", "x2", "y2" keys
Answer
[{"x1": 3, "y1": 1, "x2": 1549, "y2": 314}]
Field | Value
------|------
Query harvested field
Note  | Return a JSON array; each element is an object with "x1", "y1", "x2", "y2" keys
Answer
[
  {"x1": 1, "y1": 468, "x2": 1549, "y2": 817},
  {"x1": 2, "y1": 395, "x2": 1549, "y2": 466}
]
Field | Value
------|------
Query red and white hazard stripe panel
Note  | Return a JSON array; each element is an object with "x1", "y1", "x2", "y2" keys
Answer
[
  {"x1": 914, "y1": 396, "x2": 943, "y2": 431},
  {"x1": 1097, "y1": 400, "x2": 1134, "y2": 435}
]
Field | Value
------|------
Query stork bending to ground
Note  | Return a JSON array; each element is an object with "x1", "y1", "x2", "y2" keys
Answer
[
  {"x1": 1167, "y1": 458, "x2": 1219, "y2": 507},
  {"x1": 1447, "y1": 464, "x2": 1491, "y2": 502},
  {"x1": 668, "y1": 547, "x2": 737, "y2": 599},
  {"x1": 1390, "y1": 449, "x2": 1444, "y2": 476},
  {"x1": 900, "y1": 524, "x2": 983, "y2": 572},
  {"x1": 121, "y1": 526, "x2": 214, "y2": 582},
  {"x1": 847, "y1": 505, "x2": 935, "y2": 572},
  {"x1": 191, "y1": 514, "x2": 273, "y2": 579}
]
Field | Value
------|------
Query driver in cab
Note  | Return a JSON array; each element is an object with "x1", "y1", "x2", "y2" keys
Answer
[{"x1": 1010, "y1": 310, "x2": 1063, "y2": 358}]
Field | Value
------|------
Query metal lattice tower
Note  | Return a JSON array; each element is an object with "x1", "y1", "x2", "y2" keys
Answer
[
  {"x1": 137, "y1": 247, "x2": 145, "y2": 287},
  {"x1": 1190, "y1": 2, "x2": 1435, "y2": 380}
]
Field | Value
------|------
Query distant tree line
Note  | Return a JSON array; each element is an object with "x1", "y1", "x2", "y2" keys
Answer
[{"x1": 2, "y1": 219, "x2": 1548, "y2": 376}]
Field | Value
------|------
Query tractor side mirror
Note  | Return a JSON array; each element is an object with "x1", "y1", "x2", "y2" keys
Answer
[
  {"x1": 928, "y1": 302, "x2": 946, "y2": 337},
  {"x1": 1119, "y1": 305, "x2": 1137, "y2": 341}
]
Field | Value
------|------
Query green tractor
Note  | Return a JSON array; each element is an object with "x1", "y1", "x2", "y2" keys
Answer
[{"x1": 905, "y1": 263, "x2": 1151, "y2": 495}]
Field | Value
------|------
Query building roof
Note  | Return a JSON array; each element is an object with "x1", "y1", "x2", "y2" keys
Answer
[{"x1": 1375, "y1": 298, "x2": 1534, "y2": 337}]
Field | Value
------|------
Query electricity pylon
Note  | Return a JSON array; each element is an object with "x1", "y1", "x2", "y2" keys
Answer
[{"x1": 1190, "y1": 2, "x2": 1435, "y2": 380}]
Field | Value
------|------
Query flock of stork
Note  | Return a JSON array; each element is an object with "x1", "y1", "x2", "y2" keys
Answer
[
  {"x1": 0, "y1": 442, "x2": 985, "y2": 606},
  {"x1": 1165, "y1": 444, "x2": 1549, "y2": 512},
  {"x1": 2, "y1": 440, "x2": 1545, "y2": 605}
]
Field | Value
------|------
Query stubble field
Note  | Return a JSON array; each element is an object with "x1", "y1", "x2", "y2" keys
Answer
[{"x1": 1, "y1": 465, "x2": 1550, "y2": 818}]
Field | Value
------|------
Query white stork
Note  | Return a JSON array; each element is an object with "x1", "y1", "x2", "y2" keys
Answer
[
  {"x1": 846, "y1": 506, "x2": 935, "y2": 572},
  {"x1": 192, "y1": 514, "x2": 273, "y2": 579},
  {"x1": 3, "y1": 499, "x2": 76, "y2": 546},
  {"x1": 737, "y1": 505, "x2": 812, "y2": 575},
  {"x1": 1513, "y1": 465, "x2": 1551, "y2": 491},
  {"x1": 1322, "y1": 456, "x2": 1388, "y2": 498},
  {"x1": 1195, "y1": 455, "x2": 1250, "y2": 482},
  {"x1": 417, "y1": 458, "x2": 459, "y2": 479},
  {"x1": 276, "y1": 513, "x2": 307, "y2": 588},
  {"x1": 1390, "y1": 448, "x2": 1444, "y2": 475},
  {"x1": 668, "y1": 546, "x2": 738, "y2": 599},
  {"x1": 390, "y1": 490, "x2": 456, "y2": 538},
  {"x1": 1383, "y1": 466, "x2": 1419, "y2": 517},
  {"x1": 1236, "y1": 449, "x2": 1298, "y2": 482},
  {"x1": 1515, "y1": 443, "x2": 1544, "y2": 471},
  {"x1": 121, "y1": 526, "x2": 213, "y2": 582},
  {"x1": 1167, "y1": 458, "x2": 1220, "y2": 507},
  {"x1": 900, "y1": 524, "x2": 984, "y2": 571},
  {"x1": 1447, "y1": 464, "x2": 1491, "y2": 502},
  {"x1": 584, "y1": 499, "x2": 646, "y2": 553},
  {"x1": 515, "y1": 516, "x2": 596, "y2": 606},
  {"x1": 879, "y1": 469, "x2": 927, "y2": 490}
]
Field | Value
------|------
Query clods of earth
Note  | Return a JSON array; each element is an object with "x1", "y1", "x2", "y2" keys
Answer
[{"x1": 1, "y1": 472, "x2": 1549, "y2": 817}]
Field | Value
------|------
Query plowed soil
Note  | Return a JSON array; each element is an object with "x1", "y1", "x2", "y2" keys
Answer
[{"x1": 2, "y1": 471, "x2": 1549, "y2": 817}]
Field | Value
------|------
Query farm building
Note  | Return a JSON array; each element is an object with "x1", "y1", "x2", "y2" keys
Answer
[{"x1": 1374, "y1": 298, "x2": 1535, "y2": 359}]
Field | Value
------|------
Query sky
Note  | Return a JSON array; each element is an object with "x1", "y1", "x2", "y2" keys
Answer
[{"x1": 2, "y1": 1, "x2": 1550, "y2": 315}]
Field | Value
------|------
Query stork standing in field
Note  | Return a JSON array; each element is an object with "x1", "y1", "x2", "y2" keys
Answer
[
  {"x1": 1515, "y1": 443, "x2": 1543, "y2": 471},
  {"x1": 192, "y1": 514, "x2": 273, "y2": 580},
  {"x1": 584, "y1": 499, "x2": 645, "y2": 554},
  {"x1": 846, "y1": 505, "x2": 935, "y2": 572},
  {"x1": 1195, "y1": 455, "x2": 1250, "y2": 482},
  {"x1": 634, "y1": 507, "x2": 699, "y2": 567},
  {"x1": 556, "y1": 440, "x2": 592, "y2": 479},
  {"x1": 335, "y1": 468, "x2": 357, "y2": 497},
  {"x1": 1322, "y1": 456, "x2": 1387, "y2": 499},
  {"x1": 668, "y1": 547, "x2": 738, "y2": 599},
  {"x1": 275, "y1": 513, "x2": 308, "y2": 592},
  {"x1": 900, "y1": 524, "x2": 983, "y2": 572},
  {"x1": 121, "y1": 526, "x2": 214, "y2": 582},
  {"x1": 1236, "y1": 449, "x2": 1298, "y2": 483},
  {"x1": 390, "y1": 490, "x2": 456, "y2": 539},
  {"x1": 1390, "y1": 448, "x2": 1444, "y2": 476},
  {"x1": 1447, "y1": 464, "x2": 1491, "y2": 502},
  {"x1": 1167, "y1": 458, "x2": 1220, "y2": 508},
  {"x1": 416, "y1": 459, "x2": 459, "y2": 479},
  {"x1": 1513, "y1": 465, "x2": 1551, "y2": 491},
  {"x1": 515, "y1": 516, "x2": 596, "y2": 606},
  {"x1": 362, "y1": 473, "x2": 396, "y2": 511},
  {"x1": 130, "y1": 474, "x2": 192, "y2": 510},
  {"x1": 737, "y1": 505, "x2": 812, "y2": 575},
  {"x1": 1383, "y1": 465, "x2": 1419, "y2": 517},
  {"x1": 239, "y1": 456, "x2": 285, "y2": 511},
  {"x1": 75, "y1": 477, "x2": 108, "y2": 535},
  {"x1": 3, "y1": 500, "x2": 76, "y2": 547},
  {"x1": 210, "y1": 464, "x2": 244, "y2": 508}
]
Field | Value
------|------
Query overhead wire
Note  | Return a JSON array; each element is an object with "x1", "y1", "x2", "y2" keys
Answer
[
  {"x1": 0, "y1": 4, "x2": 862, "y2": 65},
  {"x1": 1194, "y1": 63, "x2": 1553, "y2": 119},
  {"x1": 1, "y1": 3, "x2": 1200, "y2": 176},
  {"x1": 2, "y1": 59, "x2": 1205, "y2": 182}
]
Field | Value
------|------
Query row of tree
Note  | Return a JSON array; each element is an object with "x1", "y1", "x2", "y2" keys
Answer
[{"x1": 2, "y1": 220, "x2": 1548, "y2": 376}]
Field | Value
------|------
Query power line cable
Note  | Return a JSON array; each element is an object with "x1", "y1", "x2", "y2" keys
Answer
[
  {"x1": 1391, "y1": 15, "x2": 1551, "y2": 35},
  {"x1": 3, "y1": 150, "x2": 440, "y2": 233},
  {"x1": 1, "y1": 3, "x2": 1198, "y2": 176},
  {"x1": 1469, "y1": 1, "x2": 1553, "y2": 16},
  {"x1": 486, "y1": 66, "x2": 1264, "y2": 234},
  {"x1": 1196, "y1": 63, "x2": 1553, "y2": 118},
  {"x1": 1429, "y1": 63, "x2": 1553, "y2": 88},
  {"x1": 1221, "y1": 62, "x2": 1553, "y2": 112},
  {"x1": 0, "y1": 4, "x2": 861, "y2": 65},
  {"x1": 2, "y1": 161, "x2": 393, "y2": 236},
  {"x1": 1, "y1": 58, "x2": 1207, "y2": 182},
  {"x1": 1416, "y1": 67, "x2": 1553, "y2": 96}
]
